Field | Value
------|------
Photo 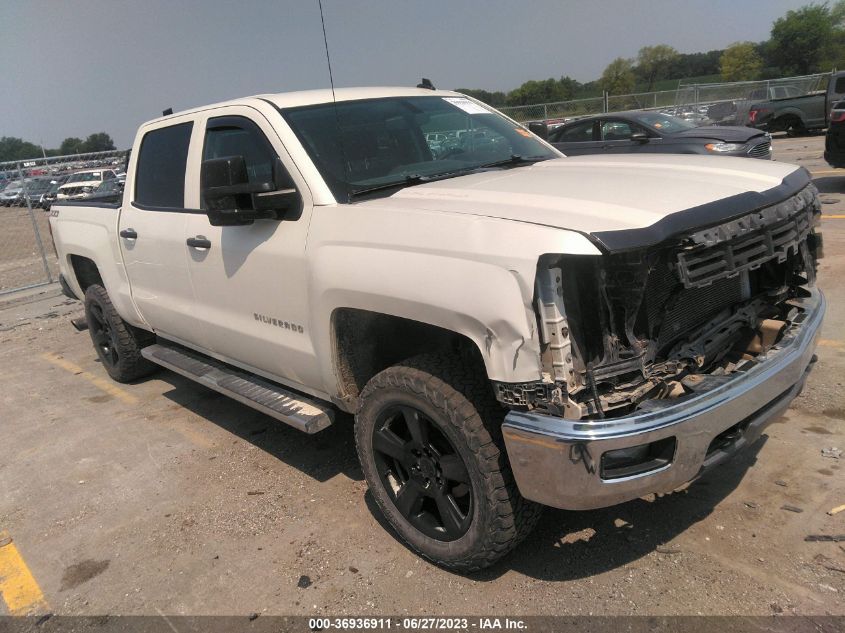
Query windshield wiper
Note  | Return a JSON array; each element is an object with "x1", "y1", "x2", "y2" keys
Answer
[
  {"x1": 348, "y1": 174, "x2": 430, "y2": 200},
  {"x1": 347, "y1": 155, "x2": 553, "y2": 201},
  {"x1": 478, "y1": 154, "x2": 552, "y2": 169}
]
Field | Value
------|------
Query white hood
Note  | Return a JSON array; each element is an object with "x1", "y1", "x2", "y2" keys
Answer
[{"x1": 363, "y1": 155, "x2": 802, "y2": 236}]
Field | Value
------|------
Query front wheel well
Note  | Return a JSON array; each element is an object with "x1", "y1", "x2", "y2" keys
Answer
[
  {"x1": 331, "y1": 308, "x2": 486, "y2": 407},
  {"x1": 69, "y1": 255, "x2": 104, "y2": 293}
]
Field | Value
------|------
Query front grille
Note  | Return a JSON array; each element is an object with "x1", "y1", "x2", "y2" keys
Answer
[
  {"x1": 676, "y1": 205, "x2": 814, "y2": 289},
  {"x1": 747, "y1": 140, "x2": 771, "y2": 158}
]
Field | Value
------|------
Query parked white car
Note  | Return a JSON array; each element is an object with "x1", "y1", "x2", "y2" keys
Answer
[{"x1": 56, "y1": 168, "x2": 118, "y2": 199}]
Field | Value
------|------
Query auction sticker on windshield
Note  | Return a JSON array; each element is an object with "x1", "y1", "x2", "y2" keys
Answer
[{"x1": 442, "y1": 97, "x2": 489, "y2": 114}]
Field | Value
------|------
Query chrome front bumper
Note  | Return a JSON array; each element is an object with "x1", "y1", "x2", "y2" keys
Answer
[{"x1": 502, "y1": 289, "x2": 825, "y2": 511}]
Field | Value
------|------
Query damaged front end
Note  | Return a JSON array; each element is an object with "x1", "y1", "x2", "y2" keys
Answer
[{"x1": 495, "y1": 184, "x2": 823, "y2": 420}]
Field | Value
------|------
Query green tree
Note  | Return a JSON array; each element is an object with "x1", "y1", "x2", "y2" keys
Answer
[
  {"x1": 769, "y1": 4, "x2": 833, "y2": 74},
  {"x1": 0, "y1": 137, "x2": 43, "y2": 162},
  {"x1": 599, "y1": 57, "x2": 636, "y2": 95},
  {"x1": 825, "y1": 0, "x2": 845, "y2": 69},
  {"x1": 668, "y1": 49, "x2": 723, "y2": 79},
  {"x1": 454, "y1": 88, "x2": 508, "y2": 106},
  {"x1": 636, "y1": 44, "x2": 679, "y2": 91},
  {"x1": 81, "y1": 132, "x2": 116, "y2": 153},
  {"x1": 505, "y1": 78, "x2": 573, "y2": 106},
  {"x1": 720, "y1": 42, "x2": 764, "y2": 81},
  {"x1": 59, "y1": 137, "x2": 84, "y2": 155}
]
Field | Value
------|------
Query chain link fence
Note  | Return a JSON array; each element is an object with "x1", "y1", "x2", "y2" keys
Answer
[
  {"x1": 674, "y1": 73, "x2": 830, "y2": 125},
  {"x1": 497, "y1": 72, "x2": 831, "y2": 126},
  {"x1": 0, "y1": 149, "x2": 128, "y2": 295}
]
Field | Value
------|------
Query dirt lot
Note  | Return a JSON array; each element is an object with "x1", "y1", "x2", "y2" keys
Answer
[
  {"x1": 0, "y1": 204, "x2": 58, "y2": 293},
  {"x1": 0, "y1": 135, "x2": 844, "y2": 619}
]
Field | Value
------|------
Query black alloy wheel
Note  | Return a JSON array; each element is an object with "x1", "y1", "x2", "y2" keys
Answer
[
  {"x1": 83, "y1": 284, "x2": 156, "y2": 383},
  {"x1": 372, "y1": 405, "x2": 472, "y2": 541},
  {"x1": 88, "y1": 300, "x2": 119, "y2": 368}
]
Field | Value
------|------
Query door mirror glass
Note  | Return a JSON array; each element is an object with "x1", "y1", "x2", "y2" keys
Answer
[{"x1": 201, "y1": 155, "x2": 298, "y2": 226}]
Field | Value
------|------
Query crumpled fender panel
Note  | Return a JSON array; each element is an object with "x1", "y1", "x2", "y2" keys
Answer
[{"x1": 307, "y1": 204, "x2": 600, "y2": 393}]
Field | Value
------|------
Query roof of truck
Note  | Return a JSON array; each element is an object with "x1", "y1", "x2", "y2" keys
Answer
[{"x1": 145, "y1": 87, "x2": 462, "y2": 126}]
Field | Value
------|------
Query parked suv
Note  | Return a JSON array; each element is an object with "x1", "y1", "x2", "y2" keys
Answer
[{"x1": 825, "y1": 101, "x2": 845, "y2": 168}]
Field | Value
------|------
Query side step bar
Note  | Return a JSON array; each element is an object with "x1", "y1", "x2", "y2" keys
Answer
[{"x1": 141, "y1": 342, "x2": 333, "y2": 434}]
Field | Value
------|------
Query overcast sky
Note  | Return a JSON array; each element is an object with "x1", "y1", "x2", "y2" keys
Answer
[{"x1": 1, "y1": 0, "x2": 812, "y2": 149}]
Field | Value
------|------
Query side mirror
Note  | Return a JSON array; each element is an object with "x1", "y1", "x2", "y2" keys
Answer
[
  {"x1": 201, "y1": 156, "x2": 298, "y2": 226},
  {"x1": 630, "y1": 132, "x2": 649, "y2": 143},
  {"x1": 527, "y1": 121, "x2": 548, "y2": 140}
]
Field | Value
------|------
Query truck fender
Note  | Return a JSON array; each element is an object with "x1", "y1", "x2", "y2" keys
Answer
[
  {"x1": 310, "y1": 246, "x2": 542, "y2": 387},
  {"x1": 51, "y1": 214, "x2": 147, "y2": 329}
]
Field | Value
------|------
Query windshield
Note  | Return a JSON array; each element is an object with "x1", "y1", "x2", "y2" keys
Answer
[
  {"x1": 282, "y1": 96, "x2": 558, "y2": 201},
  {"x1": 631, "y1": 112, "x2": 699, "y2": 133},
  {"x1": 69, "y1": 171, "x2": 102, "y2": 183}
]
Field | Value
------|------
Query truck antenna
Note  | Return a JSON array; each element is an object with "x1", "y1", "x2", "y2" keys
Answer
[{"x1": 318, "y1": 0, "x2": 351, "y2": 201}]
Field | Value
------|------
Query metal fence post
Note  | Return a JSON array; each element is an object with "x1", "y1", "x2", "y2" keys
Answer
[{"x1": 17, "y1": 161, "x2": 54, "y2": 284}]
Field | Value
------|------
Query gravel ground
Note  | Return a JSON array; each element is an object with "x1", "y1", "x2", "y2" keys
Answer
[
  {"x1": 0, "y1": 204, "x2": 58, "y2": 293},
  {"x1": 0, "y1": 135, "x2": 843, "y2": 619}
]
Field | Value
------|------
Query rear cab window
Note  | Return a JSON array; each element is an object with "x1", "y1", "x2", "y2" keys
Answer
[{"x1": 134, "y1": 122, "x2": 193, "y2": 208}]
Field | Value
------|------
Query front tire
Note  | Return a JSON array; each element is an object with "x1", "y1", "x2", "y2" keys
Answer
[
  {"x1": 84, "y1": 284, "x2": 156, "y2": 383},
  {"x1": 355, "y1": 353, "x2": 542, "y2": 572}
]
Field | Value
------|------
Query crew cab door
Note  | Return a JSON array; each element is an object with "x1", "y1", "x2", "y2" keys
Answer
[
  {"x1": 119, "y1": 118, "x2": 204, "y2": 345},
  {"x1": 183, "y1": 106, "x2": 321, "y2": 392}
]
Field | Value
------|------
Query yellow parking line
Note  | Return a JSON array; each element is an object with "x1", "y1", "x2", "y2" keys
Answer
[
  {"x1": 40, "y1": 352, "x2": 138, "y2": 405},
  {"x1": 0, "y1": 532, "x2": 48, "y2": 615},
  {"x1": 821, "y1": 215, "x2": 845, "y2": 219},
  {"x1": 811, "y1": 170, "x2": 845, "y2": 176}
]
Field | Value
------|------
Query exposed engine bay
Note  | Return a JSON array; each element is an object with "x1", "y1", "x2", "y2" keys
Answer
[{"x1": 496, "y1": 184, "x2": 823, "y2": 420}]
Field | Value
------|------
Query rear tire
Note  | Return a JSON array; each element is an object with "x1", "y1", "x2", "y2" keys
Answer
[
  {"x1": 780, "y1": 116, "x2": 806, "y2": 137},
  {"x1": 84, "y1": 284, "x2": 156, "y2": 383},
  {"x1": 355, "y1": 352, "x2": 543, "y2": 572}
]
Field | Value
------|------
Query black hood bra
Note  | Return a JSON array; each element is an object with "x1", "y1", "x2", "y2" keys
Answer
[{"x1": 590, "y1": 167, "x2": 812, "y2": 253}]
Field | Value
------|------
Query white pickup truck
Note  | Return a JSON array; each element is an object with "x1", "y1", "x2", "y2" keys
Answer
[{"x1": 49, "y1": 86, "x2": 825, "y2": 572}]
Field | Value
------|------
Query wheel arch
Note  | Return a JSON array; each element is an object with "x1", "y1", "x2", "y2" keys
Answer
[
  {"x1": 330, "y1": 308, "x2": 490, "y2": 411},
  {"x1": 69, "y1": 254, "x2": 104, "y2": 294}
]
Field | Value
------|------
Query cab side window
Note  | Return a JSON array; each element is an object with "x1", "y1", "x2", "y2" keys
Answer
[
  {"x1": 135, "y1": 122, "x2": 193, "y2": 208},
  {"x1": 601, "y1": 120, "x2": 650, "y2": 141},
  {"x1": 202, "y1": 116, "x2": 294, "y2": 211},
  {"x1": 552, "y1": 120, "x2": 595, "y2": 143},
  {"x1": 601, "y1": 120, "x2": 635, "y2": 141}
]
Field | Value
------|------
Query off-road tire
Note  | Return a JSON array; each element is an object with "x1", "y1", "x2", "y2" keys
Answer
[
  {"x1": 84, "y1": 284, "x2": 156, "y2": 383},
  {"x1": 355, "y1": 352, "x2": 543, "y2": 573}
]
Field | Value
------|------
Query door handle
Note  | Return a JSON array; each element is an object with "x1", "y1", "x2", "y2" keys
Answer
[
  {"x1": 186, "y1": 236, "x2": 211, "y2": 249},
  {"x1": 119, "y1": 228, "x2": 138, "y2": 239}
]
